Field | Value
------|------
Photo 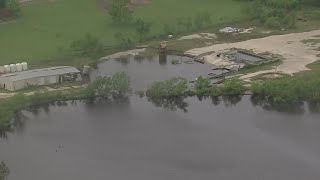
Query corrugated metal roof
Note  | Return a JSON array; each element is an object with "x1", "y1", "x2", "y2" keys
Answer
[{"x1": 0, "y1": 66, "x2": 80, "y2": 82}]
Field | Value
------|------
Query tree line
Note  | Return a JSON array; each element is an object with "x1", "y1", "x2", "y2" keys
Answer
[
  {"x1": 0, "y1": 0, "x2": 21, "y2": 17},
  {"x1": 239, "y1": 0, "x2": 320, "y2": 28}
]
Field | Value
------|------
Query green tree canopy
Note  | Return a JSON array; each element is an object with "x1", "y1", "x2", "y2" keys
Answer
[{"x1": 108, "y1": 0, "x2": 133, "y2": 24}]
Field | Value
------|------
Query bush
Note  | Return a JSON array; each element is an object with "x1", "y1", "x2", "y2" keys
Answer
[
  {"x1": 146, "y1": 77, "x2": 188, "y2": 98},
  {"x1": 194, "y1": 76, "x2": 211, "y2": 95},
  {"x1": 251, "y1": 73, "x2": 320, "y2": 103},
  {"x1": 6, "y1": 0, "x2": 20, "y2": 16},
  {"x1": 282, "y1": 13, "x2": 296, "y2": 28},
  {"x1": 84, "y1": 72, "x2": 130, "y2": 99},
  {"x1": 108, "y1": 0, "x2": 133, "y2": 24},
  {"x1": 220, "y1": 77, "x2": 246, "y2": 95},
  {"x1": 264, "y1": 17, "x2": 281, "y2": 28},
  {"x1": 135, "y1": 18, "x2": 152, "y2": 42}
]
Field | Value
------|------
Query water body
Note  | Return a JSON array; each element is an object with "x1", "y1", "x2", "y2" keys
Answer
[
  {"x1": 1, "y1": 55, "x2": 320, "y2": 180},
  {"x1": 90, "y1": 55, "x2": 224, "y2": 90},
  {"x1": 1, "y1": 96, "x2": 320, "y2": 180}
]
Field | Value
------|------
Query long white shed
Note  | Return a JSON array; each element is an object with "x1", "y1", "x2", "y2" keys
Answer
[{"x1": 0, "y1": 66, "x2": 82, "y2": 91}]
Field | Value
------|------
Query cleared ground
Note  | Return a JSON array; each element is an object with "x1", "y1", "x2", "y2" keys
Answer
[
  {"x1": 187, "y1": 30, "x2": 320, "y2": 79},
  {"x1": 0, "y1": 0, "x2": 246, "y2": 65}
]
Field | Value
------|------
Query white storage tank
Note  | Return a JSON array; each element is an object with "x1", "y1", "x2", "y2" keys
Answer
[
  {"x1": 3, "y1": 65, "x2": 10, "y2": 73},
  {"x1": 0, "y1": 66, "x2": 4, "y2": 74},
  {"x1": 22, "y1": 62, "x2": 28, "y2": 71},
  {"x1": 10, "y1": 64, "x2": 17, "y2": 73},
  {"x1": 16, "y1": 63, "x2": 23, "y2": 72},
  {"x1": 4, "y1": 65, "x2": 10, "y2": 73}
]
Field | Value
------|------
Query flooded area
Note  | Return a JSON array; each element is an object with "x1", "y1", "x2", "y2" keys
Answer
[
  {"x1": 1, "y1": 55, "x2": 320, "y2": 180},
  {"x1": 1, "y1": 96, "x2": 320, "y2": 180},
  {"x1": 90, "y1": 55, "x2": 225, "y2": 90}
]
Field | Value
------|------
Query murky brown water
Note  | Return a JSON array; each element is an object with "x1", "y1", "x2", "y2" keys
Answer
[
  {"x1": 1, "y1": 55, "x2": 320, "y2": 180},
  {"x1": 1, "y1": 96, "x2": 320, "y2": 180}
]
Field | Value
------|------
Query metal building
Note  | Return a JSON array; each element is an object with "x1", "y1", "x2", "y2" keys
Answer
[{"x1": 0, "y1": 66, "x2": 82, "y2": 91}]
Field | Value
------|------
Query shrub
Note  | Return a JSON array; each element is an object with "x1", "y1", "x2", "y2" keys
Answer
[
  {"x1": 220, "y1": 77, "x2": 246, "y2": 95},
  {"x1": 84, "y1": 72, "x2": 130, "y2": 98},
  {"x1": 6, "y1": 0, "x2": 20, "y2": 16},
  {"x1": 194, "y1": 76, "x2": 211, "y2": 95},
  {"x1": 108, "y1": 0, "x2": 133, "y2": 24},
  {"x1": 146, "y1": 77, "x2": 188, "y2": 98},
  {"x1": 282, "y1": 13, "x2": 296, "y2": 28},
  {"x1": 135, "y1": 18, "x2": 152, "y2": 42},
  {"x1": 264, "y1": 17, "x2": 281, "y2": 28}
]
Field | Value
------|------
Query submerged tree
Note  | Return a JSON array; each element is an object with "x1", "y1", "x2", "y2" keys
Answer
[{"x1": 0, "y1": 161, "x2": 9, "y2": 180}]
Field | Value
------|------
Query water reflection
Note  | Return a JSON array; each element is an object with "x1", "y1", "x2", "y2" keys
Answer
[
  {"x1": 250, "y1": 95, "x2": 305, "y2": 113},
  {"x1": 307, "y1": 102, "x2": 320, "y2": 113},
  {"x1": 116, "y1": 57, "x2": 129, "y2": 65},
  {"x1": 147, "y1": 97, "x2": 189, "y2": 113},
  {"x1": 222, "y1": 95, "x2": 242, "y2": 107},
  {"x1": 159, "y1": 54, "x2": 167, "y2": 65}
]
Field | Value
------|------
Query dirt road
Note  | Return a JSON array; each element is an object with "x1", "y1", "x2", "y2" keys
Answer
[{"x1": 186, "y1": 30, "x2": 320, "y2": 77}]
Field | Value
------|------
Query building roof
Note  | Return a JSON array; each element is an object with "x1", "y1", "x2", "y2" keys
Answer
[{"x1": 0, "y1": 66, "x2": 80, "y2": 82}]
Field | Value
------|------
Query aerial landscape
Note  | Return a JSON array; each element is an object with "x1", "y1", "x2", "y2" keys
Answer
[{"x1": 0, "y1": 0, "x2": 320, "y2": 179}]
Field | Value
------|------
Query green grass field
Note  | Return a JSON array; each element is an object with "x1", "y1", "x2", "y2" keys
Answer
[{"x1": 0, "y1": 0, "x2": 246, "y2": 66}]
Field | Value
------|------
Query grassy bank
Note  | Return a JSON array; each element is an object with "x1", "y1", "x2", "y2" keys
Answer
[
  {"x1": 251, "y1": 60, "x2": 320, "y2": 104},
  {"x1": 0, "y1": 0, "x2": 246, "y2": 66}
]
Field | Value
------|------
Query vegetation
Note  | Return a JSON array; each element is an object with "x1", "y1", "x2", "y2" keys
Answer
[
  {"x1": 0, "y1": 162, "x2": 9, "y2": 180},
  {"x1": 5, "y1": 0, "x2": 20, "y2": 16},
  {"x1": 108, "y1": 0, "x2": 133, "y2": 24},
  {"x1": 146, "y1": 76, "x2": 246, "y2": 98},
  {"x1": 84, "y1": 72, "x2": 130, "y2": 99},
  {"x1": 0, "y1": 73, "x2": 130, "y2": 132},
  {"x1": 70, "y1": 33, "x2": 104, "y2": 58},
  {"x1": 0, "y1": 0, "x2": 20, "y2": 17},
  {"x1": 251, "y1": 72, "x2": 320, "y2": 103},
  {"x1": 134, "y1": 18, "x2": 152, "y2": 42},
  {"x1": 0, "y1": 0, "x2": 247, "y2": 65},
  {"x1": 146, "y1": 77, "x2": 188, "y2": 98}
]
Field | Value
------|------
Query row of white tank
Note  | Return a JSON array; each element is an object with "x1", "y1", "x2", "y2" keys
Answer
[{"x1": 0, "y1": 62, "x2": 28, "y2": 74}]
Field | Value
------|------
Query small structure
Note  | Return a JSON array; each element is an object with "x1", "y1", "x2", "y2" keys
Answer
[
  {"x1": 221, "y1": 49, "x2": 268, "y2": 65},
  {"x1": 0, "y1": 66, "x2": 82, "y2": 91},
  {"x1": 159, "y1": 41, "x2": 167, "y2": 53}
]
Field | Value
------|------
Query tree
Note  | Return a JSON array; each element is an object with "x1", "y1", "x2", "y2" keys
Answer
[
  {"x1": 108, "y1": 0, "x2": 133, "y2": 24},
  {"x1": 6, "y1": 0, "x2": 20, "y2": 16},
  {"x1": 111, "y1": 72, "x2": 130, "y2": 96},
  {"x1": 135, "y1": 18, "x2": 152, "y2": 41},
  {"x1": 195, "y1": 76, "x2": 210, "y2": 95},
  {"x1": 0, "y1": 161, "x2": 9, "y2": 180}
]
